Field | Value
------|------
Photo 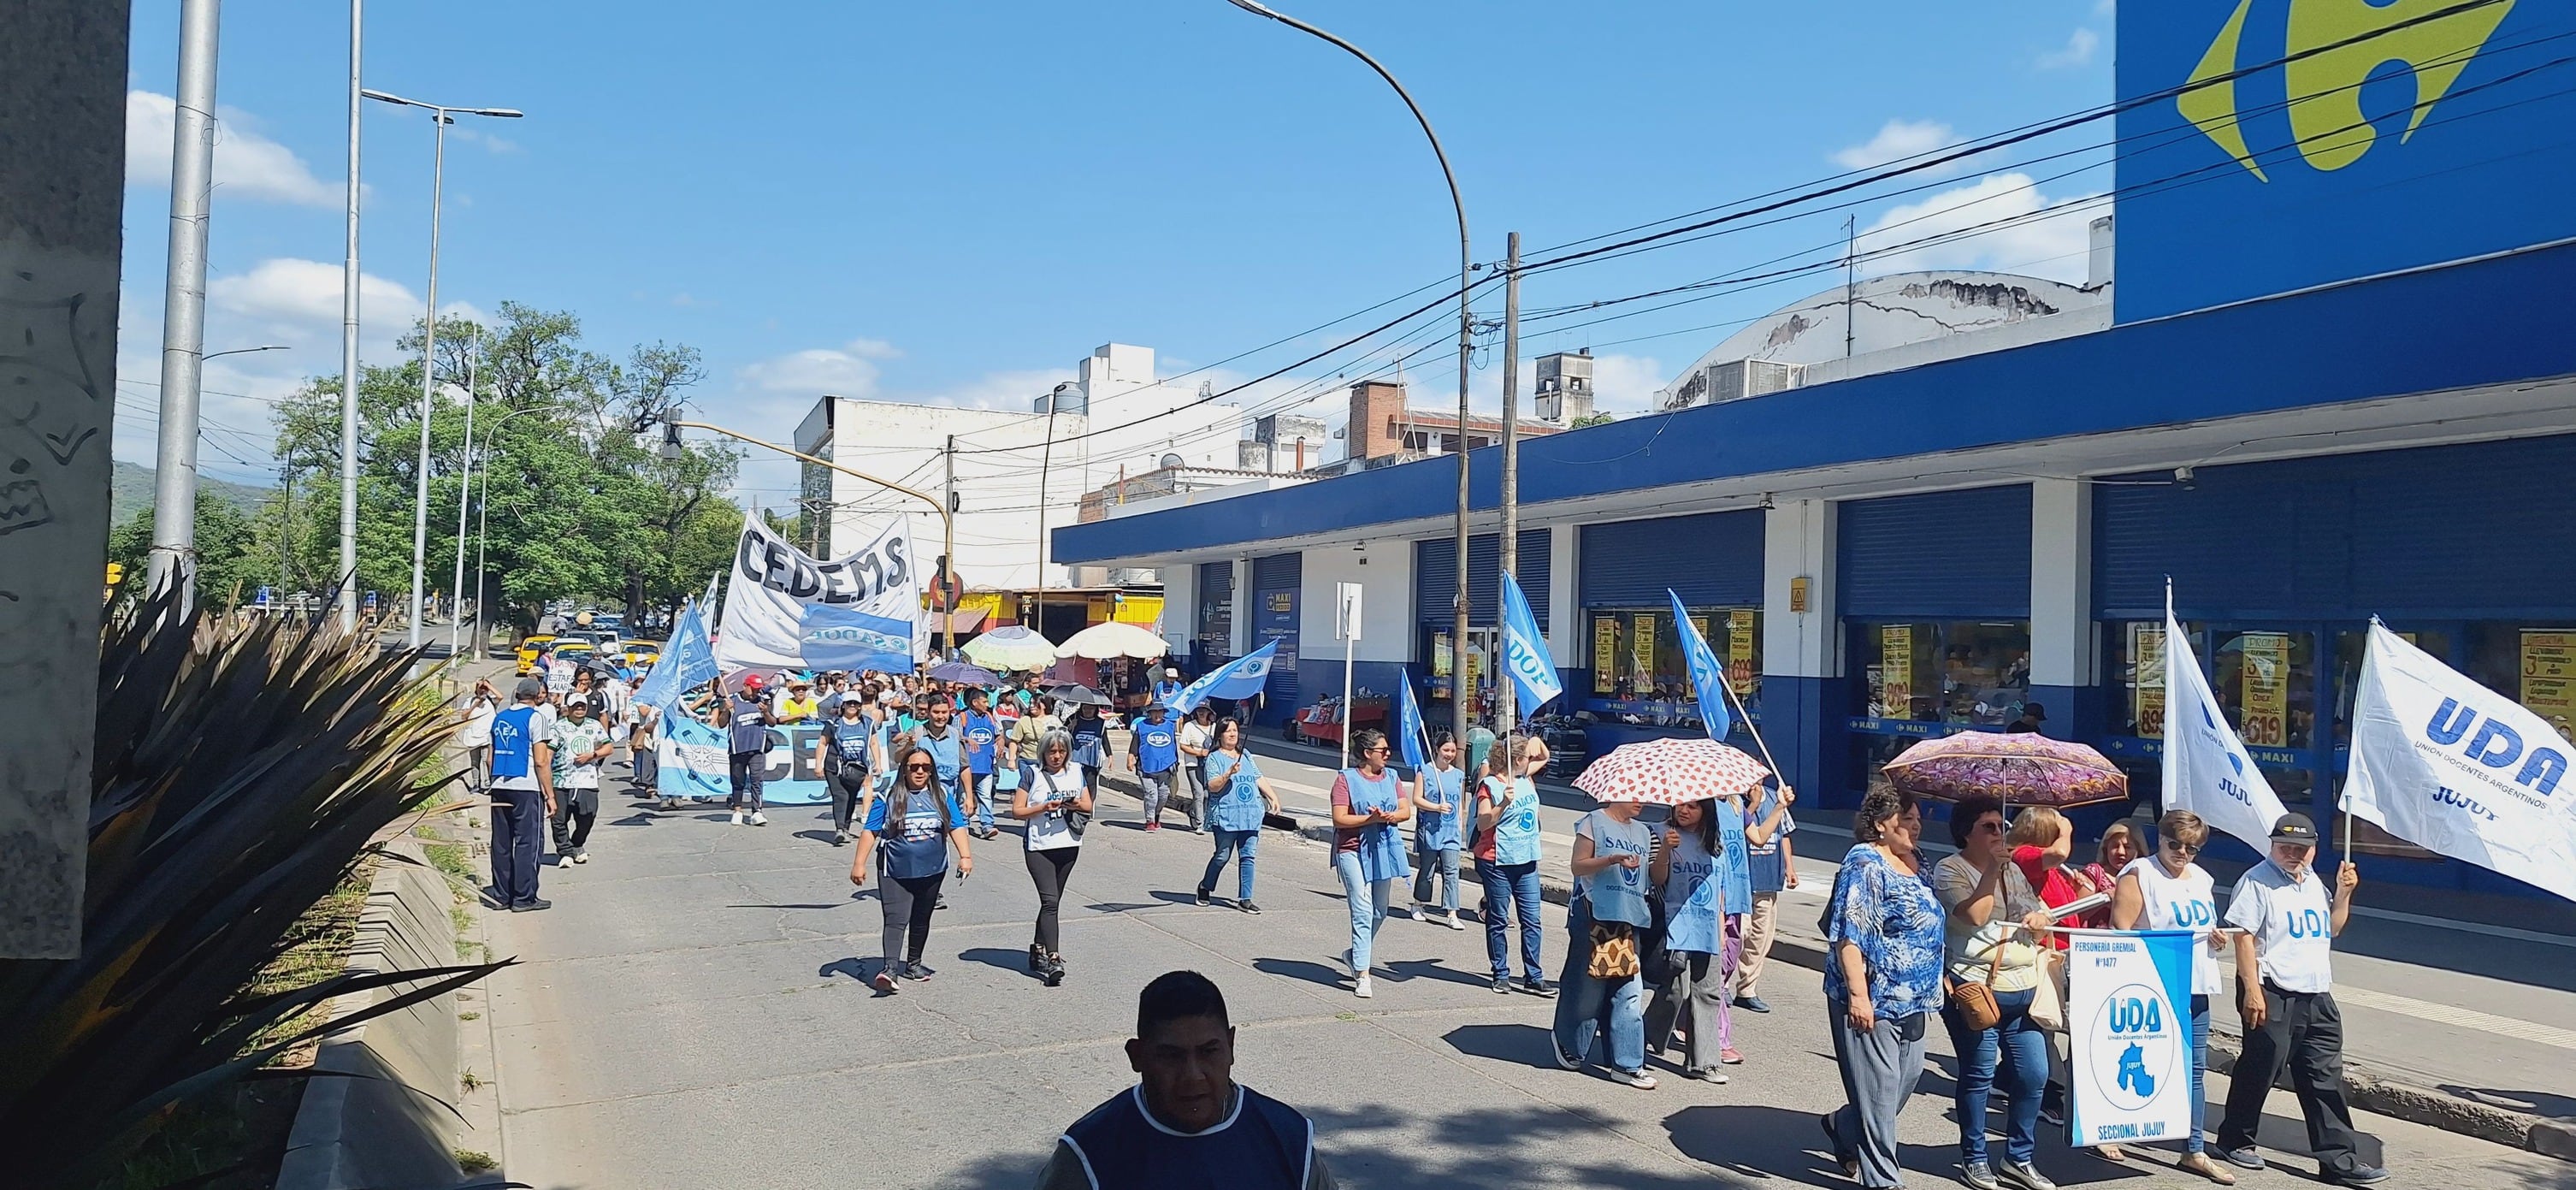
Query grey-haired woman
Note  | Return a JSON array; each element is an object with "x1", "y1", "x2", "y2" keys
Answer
[{"x1": 1013, "y1": 727, "x2": 1093, "y2": 987}]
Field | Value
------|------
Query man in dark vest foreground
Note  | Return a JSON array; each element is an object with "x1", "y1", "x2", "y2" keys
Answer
[{"x1": 1037, "y1": 971, "x2": 1335, "y2": 1190}]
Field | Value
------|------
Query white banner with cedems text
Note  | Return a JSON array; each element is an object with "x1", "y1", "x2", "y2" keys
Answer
[
  {"x1": 2067, "y1": 929, "x2": 2197, "y2": 1150},
  {"x1": 714, "y1": 512, "x2": 922, "y2": 674},
  {"x1": 2343, "y1": 622, "x2": 2576, "y2": 903}
]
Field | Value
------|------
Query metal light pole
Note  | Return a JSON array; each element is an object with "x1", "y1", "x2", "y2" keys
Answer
[
  {"x1": 660, "y1": 418, "x2": 962, "y2": 660},
  {"x1": 1496, "y1": 231, "x2": 1521, "y2": 739},
  {"x1": 148, "y1": 0, "x2": 222, "y2": 612},
  {"x1": 1222, "y1": 0, "x2": 1476, "y2": 744},
  {"x1": 338, "y1": 0, "x2": 363, "y2": 633},
  {"x1": 363, "y1": 88, "x2": 521, "y2": 658}
]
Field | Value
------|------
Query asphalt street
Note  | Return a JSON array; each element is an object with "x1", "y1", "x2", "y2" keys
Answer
[{"x1": 476, "y1": 770, "x2": 2573, "y2": 1190}]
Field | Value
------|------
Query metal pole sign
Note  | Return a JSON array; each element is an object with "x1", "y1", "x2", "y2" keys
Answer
[{"x1": 1338, "y1": 581, "x2": 1362, "y2": 769}]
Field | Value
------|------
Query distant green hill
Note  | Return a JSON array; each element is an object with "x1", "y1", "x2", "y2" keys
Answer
[{"x1": 111, "y1": 460, "x2": 273, "y2": 524}]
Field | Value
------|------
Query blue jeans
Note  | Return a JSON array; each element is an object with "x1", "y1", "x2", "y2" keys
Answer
[
  {"x1": 1478, "y1": 859, "x2": 1544, "y2": 980},
  {"x1": 1201, "y1": 828, "x2": 1259, "y2": 900},
  {"x1": 1551, "y1": 899, "x2": 1645, "y2": 1074},
  {"x1": 1332, "y1": 851, "x2": 1395, "y2": 973},
  {"x1": 1942, "y1": 986, "x2": 2047, "y2": 1166},
  {"x1": 2186, "y1": 992, "x2": 2211, "y2": 1154},
  {"x1": 967, "y1": 768, "x2": 996, "y2": 832},
  {"x1": 1412, "y1": 844, "x2": 1461, "y2": 912}
]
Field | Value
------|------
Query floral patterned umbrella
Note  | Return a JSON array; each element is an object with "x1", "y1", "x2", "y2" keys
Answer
[
  {"x1": 1574, "y1": 737, "x2": 1770, "y2": 806},
  {"x1": 1881, "y1": 731, "x2": 2129, "y2": 807}
]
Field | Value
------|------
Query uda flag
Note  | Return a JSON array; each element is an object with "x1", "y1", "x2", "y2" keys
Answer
[
  {"x1": 1499, "y1": 571, "x2": 1561, "y2": 713},
  {"x1": 1167, "y1": 641, "x2": 1279, "y2": 715},
  {"x1": 2343, "y1": 622, "x2": 2576, "y2": 903},
  {"x1": 2162, "y1": 591, "x2": 2289, "y2": 855},
  {"x1": 635, "y1": 599, "x2": 718, "y2": 713},
  {"x1": 1669, "y1": 589, "x2": 1733, "y2": 742},
  {"x1": 2067, "y1": 929, "x2": 2198, "y2": 1149},
  {"x1": 1395, "y1": 675, "x2": 1429, "y2": 769}
]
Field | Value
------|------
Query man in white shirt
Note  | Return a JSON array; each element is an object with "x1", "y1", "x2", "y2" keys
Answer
[
  {"x1": 1175, "y1": 703, "x2": 1219, "y2": 834},
  {"x1": 2216, "y1": 812, "x2": 2381, "y2": 1185}
]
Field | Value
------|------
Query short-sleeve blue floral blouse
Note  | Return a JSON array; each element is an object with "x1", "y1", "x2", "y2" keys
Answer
[{"x1": 1823, "y1": 842, "x2": 1946, "y2": 1020}]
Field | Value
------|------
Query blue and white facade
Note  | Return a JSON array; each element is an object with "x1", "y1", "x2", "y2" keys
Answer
[{"x1": 1058, "y1": 3, "x2": 2576, "y2": 897}]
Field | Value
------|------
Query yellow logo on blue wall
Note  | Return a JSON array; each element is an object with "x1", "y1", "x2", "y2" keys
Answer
[{"x1": 2179, "y1": 0, "x2": 2517, "y2": 180}]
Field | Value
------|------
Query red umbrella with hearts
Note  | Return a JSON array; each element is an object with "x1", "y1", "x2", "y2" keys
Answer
[{"x1": 1574, "y1": 737, "x2": 1770, "y2": 806}]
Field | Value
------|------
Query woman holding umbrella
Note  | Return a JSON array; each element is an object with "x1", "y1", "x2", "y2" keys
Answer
[
  {"x1": 1645, "y1": 797, "x2": 1733, "y2": 1081},
  {"x1": 1933, "y1": 793, "x2": 2053, "y2": 1190},
  {"x1": 1328, "y1": 728, "x2": 1412, "y2": 998},
  {"x1": 1550, "y1": 778, "x2": 1657, "y2": 1089}
]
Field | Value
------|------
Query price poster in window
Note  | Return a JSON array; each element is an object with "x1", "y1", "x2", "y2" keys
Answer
[
  {"x1": 1593, "y1": 616, "x2": 1621, "y2": 693},
  {"x1": 2130, "y1": 621, "x2": 2166, "y2": 738},
  {"x1": 1881, "y1": 625, "x2": 1913, "y2": 713},
  {"x1": 1633, "y1": 616, "x2": 1657, "y2": 684},
  {"x1": 2524, "y1": 630, "x2": 2576, "y2": 743},
  {"x1": 1727, "y1": 609, "x2": 1756, "y2": 695},
  {"x1": 2238, "y1": 633, "x2": 2289, "y2": 747}
]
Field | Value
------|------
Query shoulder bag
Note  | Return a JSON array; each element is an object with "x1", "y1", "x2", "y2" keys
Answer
[{"x1": 1945, "y1": 944, "x2": 2006, "y2": 1032}]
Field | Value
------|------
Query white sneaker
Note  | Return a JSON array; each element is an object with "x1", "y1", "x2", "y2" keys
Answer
[
  {"x1": 730, "y1": 811, "x2": 746, "y2": 826},
  {"x1": 571, "y1": 851, "x2": 589, "y2": 865},
  {"x1": 1439, "y1": 913, "x2": 1465, "y2": 930},
  {"x1": 749, "y1": 812, "x2": 768, "y2": 826},
  {"x1": 1354, "y1": 974, "x2": 1374, "y2": 999}
]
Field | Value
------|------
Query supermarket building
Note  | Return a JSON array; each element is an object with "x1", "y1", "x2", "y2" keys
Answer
[{"x1": 1053, "y1": 2, "x2": 2576, "y2": 897}]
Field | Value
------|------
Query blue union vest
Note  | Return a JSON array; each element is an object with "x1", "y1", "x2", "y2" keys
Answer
[{"x1": 1061, "y1": 1085, "x2": 1310, "y2": 1190}]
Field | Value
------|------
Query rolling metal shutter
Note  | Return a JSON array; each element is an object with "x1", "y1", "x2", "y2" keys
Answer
[
  {"x1": 1580, "y1": 510, "x2": 1764, "y2": 607},
  {"x1": 2096, "y1": 435, "x2": 2576, "y2": 620},
  {"x1": 1249, "y1": 553, "x2": 1302, "y2": 709},
  {"x1": 1838, "y1": 485, "x2": 2033, "y2": 618},
  {"x1": 1413, "y1": 530, "x2": 1551, "y2": 626}
]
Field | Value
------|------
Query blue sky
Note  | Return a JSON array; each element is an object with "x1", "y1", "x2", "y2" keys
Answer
[{"x1": 116, "y1": 0, "x2": 2116, "y2": 503}]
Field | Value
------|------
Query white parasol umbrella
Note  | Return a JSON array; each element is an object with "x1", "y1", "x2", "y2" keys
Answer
[
  {"x1": 1055, "y1": 620, "x2": 1170, "y2": 660},
  {"x1": 960, "y1": 625, "x2": 1057, "y2": 672}
]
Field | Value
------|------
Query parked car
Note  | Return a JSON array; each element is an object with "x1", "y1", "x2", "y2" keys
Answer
[{"x1": 515, "y1": 634, "x2": 560, "y2": 676}]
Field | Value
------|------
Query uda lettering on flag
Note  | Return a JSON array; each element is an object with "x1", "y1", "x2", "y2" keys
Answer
[
  {"x1": 2343, "y1": 622, "x2": 2576, "y2": 903},
  {"x1": 1499, "y1": 571, "x2": 1561, "y2": 713},
  {"x1": 2162, "y1": 589, "x2": 2289, "y2": 855}
]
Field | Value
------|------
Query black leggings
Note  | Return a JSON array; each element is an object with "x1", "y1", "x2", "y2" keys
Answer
[
  {"x1": 828, "y1": 764, "x2": 871, "y2": 832},
  {"x1": 881, "y1": 872, "x2": 944, "y2": 966},
  {"x1": 1025, "y1": 847, "x2": 1080, "y2": 953}
]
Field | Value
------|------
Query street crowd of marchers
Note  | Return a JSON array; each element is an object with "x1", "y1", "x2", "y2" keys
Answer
[{"x1": 453, "y1": 648, "x2": 2386, "y2": 1190}]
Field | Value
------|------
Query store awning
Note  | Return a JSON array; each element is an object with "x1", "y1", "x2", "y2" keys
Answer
[{"x1": 932, "y1": 608, "x2": 989, "y2": 636}]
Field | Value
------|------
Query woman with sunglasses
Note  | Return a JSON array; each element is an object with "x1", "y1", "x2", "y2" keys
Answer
[
  {"x1": 849, "y1": 744, "x2": 973, "y2": 994},
  {"x1": 1013, "y1": 728, "x2": 1093, "y2": 987},
  {"x1": 1408, "y1": 732, "x2": 1468, "y2": 929},
  {"x1": 1329, "y1": 729, "x2": 1413, "y2": 999},
  {"x1": 1932, "y1": 794, "x2": 2053, "y2": 1190},
  {"x1": 1473, "y1": 734, "x2": 1552, "y2": 997},
  {"x1": 2108, "y1": 810, "x2": 2235, "y2": 1184}
]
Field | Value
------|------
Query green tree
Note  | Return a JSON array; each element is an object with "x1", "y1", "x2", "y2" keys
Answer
[
  {"x1": 1570, "y1": 411, "x2": 1617, "y2": 429},
  {"x1": 107, "y1": 499, "x2": 265, "y2": 608}
]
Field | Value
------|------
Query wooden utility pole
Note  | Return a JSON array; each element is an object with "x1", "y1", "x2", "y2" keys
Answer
[{"x1": 1497, "y1": 231, "x2": 1522, "y2": 739}]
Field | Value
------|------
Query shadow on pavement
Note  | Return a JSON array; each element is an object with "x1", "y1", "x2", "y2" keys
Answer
[
  {"x1": 960, "y1": 946, "x2": 1045, "y2": 982},
  {"x1": 1377, "y1": 957, "x2": 1489, "y2": 990},
  {"x1": 1441, "y1": 1022, "x2": 1557, "y2": 1068},
  {"x1": 1252, "y1": 957, "x2": 1346, "y2": 990},
  {"x1": 1663, "y1": 1104, "x2": 1894, "y2": 1189}
]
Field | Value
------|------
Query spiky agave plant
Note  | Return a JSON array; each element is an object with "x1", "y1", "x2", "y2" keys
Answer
[{"x1": 0, "y1": 593, "x2": 511, "y2": 1187}]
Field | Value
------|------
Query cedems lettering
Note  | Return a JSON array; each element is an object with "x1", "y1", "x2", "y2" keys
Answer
[{"x1": 736, "y1": 530, "x2": 911, "y2": 606}]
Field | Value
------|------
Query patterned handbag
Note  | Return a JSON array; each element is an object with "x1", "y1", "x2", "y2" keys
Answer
[{"x1": 1586, "y1": 921, "x2": 1640, "y2": 980}]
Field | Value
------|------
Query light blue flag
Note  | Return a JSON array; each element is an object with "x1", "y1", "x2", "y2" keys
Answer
[
  {"x1": 1167, "y1": 640, "x2": 1280, "y2": 714},
  {"x1": 1499, "y1": 571, "x2": 1563, "y2": 713},
  {"x1": 635, "y1": 600, "x2": 719, "y2": 713},
  {"x1": 1669, "y1": 589, "x2": 1734, "y2": 741},
  {"x1": 1394, "y1": 675, "x2": 1428, "y2": 769}
]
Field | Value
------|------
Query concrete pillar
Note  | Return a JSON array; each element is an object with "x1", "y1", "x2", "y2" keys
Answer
[
  {"x1": 1546, "y1": 524, "x2": 1580, "y2": 667},
  {"x1": 1761, "y1": 500, "x2": 1846, "y2": 807},
  {"x1": 1160, "y1": 560, "x2": 1196, "y2": 658},
  {"x1": 0, "y1": 0, "x2": 130, "y2": 956},
  {"x1": 1229, "y1": 559, "x2": 1251, "y2": 658},
  {"x1": 2029, "y1": 477, "x2": 2098, "y2": 738}
]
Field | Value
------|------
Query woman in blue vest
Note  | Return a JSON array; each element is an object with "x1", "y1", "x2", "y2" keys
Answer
[
  {"x1": 1195, "y1": 718, "x2": 1279, "y2": 914},
  {"x1": 1474, "y1": 734, "x2": 1551, "y2": 996},
  {"x1": 1645, "y1": 798, "x2": 1734, "y2": 1081},
  {"x1": 1328, "y1": 729, "x2": 1413, "y2": 999},
  {"x1": 1408, "y1": 732, "x2": 1467, "y2": 929},
  {"x1": 850, "y1": 743, "x2": 972, "y2": 993}
]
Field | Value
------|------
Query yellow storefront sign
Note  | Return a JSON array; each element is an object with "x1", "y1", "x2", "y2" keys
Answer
[
  {"x1": 1632, "y1": 617, "x2": 1657, "y2": 685},
  {"x1": 1881, "y1": 625, "x2": 1913, "y2": 714},
  {"x1": 2525, "y1": 631, "x2": 2576, "y2": 743},
  {"x1": 2240, "y1": 632, "x2": 2289, "y2": 748},
  {"x1": 1592, "y1": 616, "x2": 1619, "y2": 693},
  {"x1": 2130, "y1": 621, "x2": 2167, "y2": 738},
  {"x1": 1727, "y1": 609, "x2": 1756, "y2": 696}
]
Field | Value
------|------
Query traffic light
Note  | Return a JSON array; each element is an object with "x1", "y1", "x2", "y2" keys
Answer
[{"x1": 104, "y1": 561, "x2": 125, "y2": 589}]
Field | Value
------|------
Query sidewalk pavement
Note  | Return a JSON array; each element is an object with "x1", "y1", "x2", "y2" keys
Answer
[{"x1": 1109, "y1": 731, "x2": 2576, "y2": 1162}]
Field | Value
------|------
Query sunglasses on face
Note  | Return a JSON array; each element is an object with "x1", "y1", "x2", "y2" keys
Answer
[
  {"x1": 903, "y1": 761, "x2": 934, "y2": 772},
  {"x1": 2165, "y1": 840, "x2": 2201, "y2": 856},
  {"x1": 1364, "y1": 745, "x2": 1391, "y2": 755},
  {"x1": 1975, "y1": 820, "x2": 2005, "y2": 834}
]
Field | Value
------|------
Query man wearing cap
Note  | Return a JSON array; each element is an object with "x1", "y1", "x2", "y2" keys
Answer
[
  {"x1": 1154, "y1": 666, "x2": 1186, "y2": 708},
  {"x1": 2215, "y1": 812, "x2": 2382, "y2": 1185},
  {"x1": 2004, "y1": 702, "x2": 2048, "y2": 734},
  {"x1": 486, "y1": 678, "x2": 558, "y2": 912},
  {"x1": 1129, "y1": 700, "x2": 1182, "y2": 832},
  {"x1": 713, "y1": 674, "x2": 774, "y2": 826},
  {"x1": 1175, "y1": 702, "x2": 1219, "y2": 833}
]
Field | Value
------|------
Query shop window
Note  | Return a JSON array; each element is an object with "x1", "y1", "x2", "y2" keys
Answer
[
  {"x1": 1849, "y1": 619, "x2": 2031, "y2": 727},
  {"x1": 2210, "y1": 631, "x2": 2314, "y2": 750},
  {"x1": 1585, "y1": 607, "x2": 1760, "y2": 718},
  {"x1": 2104, "y1": 619, "x2": 2193, "y2": 738},
  {"x1": 2462, "y1": 623, "x2": 2576, "y2": 745}
]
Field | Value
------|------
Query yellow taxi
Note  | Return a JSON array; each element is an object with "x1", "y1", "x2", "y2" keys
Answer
[
  {"x1": 622, "y1": 640, "x2": 664, "y2": 668},
  {"x1": 515, "y1": 634, "x2": 559, "y2": 676}
]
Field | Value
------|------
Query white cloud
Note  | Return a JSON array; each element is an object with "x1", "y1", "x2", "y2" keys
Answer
[
  {"x1": 1833, "y1": 119, "x2": 1959, "y2": 171},
  {"x1": 1855, "y1": 172, "x2": 2101, "y2": 284},
  {"x1": 125, "y1": 91, "x2": 341, "y2": 207},
  {"x1": 206, "y1": 257, "x2": 418, "y2": 332},
  {"x1": 737, "y1": 338, "x2": 900, "y2": 396},
  {"x1": 2037, "y1": 27, "x2": 2100, "y2": 69},
  {"x1": 1581, "y1": 352, "x2": 1669, "y2": 416}
]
